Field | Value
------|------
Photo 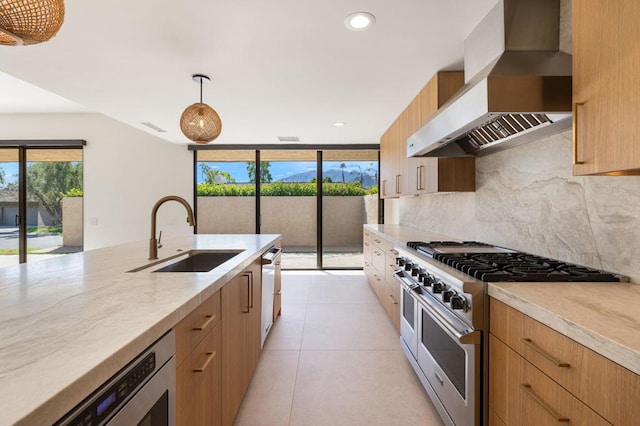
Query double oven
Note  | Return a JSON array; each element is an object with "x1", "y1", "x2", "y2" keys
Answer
[
  {"x1": 395, "y1": 246, "x2": 485, "y2": 426},
  {"x1": 394, "y1": 239, "x2": 627, "y2": 426}
]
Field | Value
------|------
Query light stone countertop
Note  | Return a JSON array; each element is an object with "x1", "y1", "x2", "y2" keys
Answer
[
  {"x1": 489, "y1": 282, "x2": 640, "y2": 376},
  {"x1": 366, "y1": 224, "x2": 640, "y2": 376},
  {"x1": 0, "y1": 234, "x2": 280, "y2": 426}
]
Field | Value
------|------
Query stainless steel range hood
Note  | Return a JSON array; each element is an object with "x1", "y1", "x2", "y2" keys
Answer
[{"x1": 408, "y1": 0, "x2": 572, "y2": 158}]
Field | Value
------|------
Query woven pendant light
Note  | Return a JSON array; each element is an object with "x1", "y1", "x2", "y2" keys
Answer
[
  {"x1": 180, "y1": 74, "x2": 222, "y2": 144},
  {"x1": 0, "y1": 0, "x2": 65, "y2": 46}
]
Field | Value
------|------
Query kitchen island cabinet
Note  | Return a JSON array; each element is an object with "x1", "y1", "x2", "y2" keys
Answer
[
  {"x1": 0, "y1": 234, "x2": 279, "y2": 426},
  {"x1": 573, "y1": 0, "x2": 640, "y2": 175},
  {"x1": 221, "y1": 258, "x2": 262, "y2": 426}
]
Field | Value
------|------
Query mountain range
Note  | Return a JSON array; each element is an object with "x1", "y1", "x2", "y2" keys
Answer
[{"x1": 277, "y1": 169, "x2": 377, "y2": 188}]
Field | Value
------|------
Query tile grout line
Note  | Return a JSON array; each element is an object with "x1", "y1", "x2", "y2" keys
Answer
[{"x1": 286, "y1": 276, "x2": 311, "y2": 425}]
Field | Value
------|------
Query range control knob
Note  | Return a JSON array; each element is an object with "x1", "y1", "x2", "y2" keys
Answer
[
  {"x1": 423, "y1": 274, "x2": 435, "y2": 287},
  {"x1": 396, "y1": 257, "x2": 405, "y2": 267},
  {"x1": 443, "y1": 290, "x2": 456, "y2": 303},
  {"x1": 432, "y1": 281, "x2": 446, "y2": 293},
  {"x1": 404, "y1": 262, "x2": 413, "y2": 272},
  {"x1": 411, "y1": 267, "x2": 420, "y2": 276},
  {"x1": 451, "y1": 295, "x2": 468, "y2": 311},
  {"x1": 418, "y1": 272, "x2": 427, "y2": 283}
]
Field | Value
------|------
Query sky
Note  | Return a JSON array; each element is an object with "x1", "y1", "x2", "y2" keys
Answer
[
  {"x1": 0, "y1": 163, "x2": 18, "y2": 184},
  {"x1": 196, "y1": 161, "x2": 378, "y2": 184}
]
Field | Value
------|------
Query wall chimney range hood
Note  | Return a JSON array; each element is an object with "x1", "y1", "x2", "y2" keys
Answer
[{"x1": 408, "y1": 0, "x2": 572, "y2": 158}]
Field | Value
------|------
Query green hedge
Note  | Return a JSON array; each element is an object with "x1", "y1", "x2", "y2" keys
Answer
[
  {"x1": 197, "y1": 182, "x2": 378, "y2": 196},
  {"x1": 61, "y1": 188, "x2": 83, "y2": 197}
]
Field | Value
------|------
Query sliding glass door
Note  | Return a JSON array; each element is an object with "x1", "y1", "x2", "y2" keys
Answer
[
  {"x1": 0, "y1": 143, "x2": 84, "y2": 267},
  {"x1": 260, "y1": 150, "x2": 318, "y2": 269},
  {"x1": 0, "y1": 148, "x2": 19, "y2": 267},
  {"x1": 195, "y1": 150, "x2": 256, "y2": 234},
  {"x1": 322, "y1": 150, "x2": 379, "y2": 268},
  {"x1": 193, "y1": 147, "x2": 379, "y2": 270}
]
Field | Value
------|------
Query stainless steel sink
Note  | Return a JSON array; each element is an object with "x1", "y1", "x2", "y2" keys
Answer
[
  {"x1": 128, "y1": 249, "x2": 244, "y2": 273},
  {"x1": 154, "y1": 250, "x2": 243, "y2": 272}
]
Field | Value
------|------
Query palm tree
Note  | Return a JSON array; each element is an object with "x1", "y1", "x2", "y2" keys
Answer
[{"x1": 340, "y1": 163, "x2": 346, "y2": 183}]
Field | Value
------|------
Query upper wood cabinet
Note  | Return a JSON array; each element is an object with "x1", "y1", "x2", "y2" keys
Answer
[
  {"x1": 380, "y1": 71, "x2": 475, "y2": 198},
  {"x1": 573, "y1": 0, "x2": 640, "y2": 175}
]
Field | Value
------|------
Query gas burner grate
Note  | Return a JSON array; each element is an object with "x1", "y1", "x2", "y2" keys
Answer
[{"x1": 433, "y1": 252, "x2": 625, "y2": 282}]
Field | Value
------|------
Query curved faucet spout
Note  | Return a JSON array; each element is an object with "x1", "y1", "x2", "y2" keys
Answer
[{"x1": 149, "y1": 195, "x2": 196, "y2": 259}]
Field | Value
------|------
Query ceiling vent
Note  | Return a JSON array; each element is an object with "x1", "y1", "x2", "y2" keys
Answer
[
  {"x1": 139, "y1": 122, "x2": 167, "y2": 133},
  {"x1": 277, "y1": 136, "x2": 299, "y2": 142}
]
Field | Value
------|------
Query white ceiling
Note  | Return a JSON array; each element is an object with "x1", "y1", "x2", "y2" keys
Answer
[{"x1": 0, "y1": 0, "x2": 498, "y2": 145}]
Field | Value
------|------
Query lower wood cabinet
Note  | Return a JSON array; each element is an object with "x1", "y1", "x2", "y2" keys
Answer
[
  {"x1": 177, "y1": 322, "x2": 222, "y2": 426},
  {"x1": 490, "y1": 298, "x2": 640, "y2": 425},
  {"x1": 221, "y1": 259, "x2": 262, "y2": 426},
  {"x1": 364, "y1": 227, "x2": 400, "y2": 332},
  {"x1": 175, "y1": 290, "x2": 222, "y2": 426},
  {"x1": 175, "y1": 258, "x2": 263, "y2": 426}
]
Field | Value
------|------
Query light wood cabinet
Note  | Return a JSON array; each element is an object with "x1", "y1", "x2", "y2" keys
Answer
[
  {"x1": 175, "y1": 290, "x2": 222, "y2": 426},
  {"x1": 489, "y1": 335, "x2": 609, "y2": 426},
  {"x1": 364, "y1": 226, "x2": 400, "y2": 331},
  {"x1": 490, "y1": 299, "x2": 640, "y2": 425},
  {"x1": 380, "y1": 71, "x2": 475, "y2": 199},
  {"x1": 572, "y1": 0, "x2": 640, "y2": 175},
  {"x1": 177, "y1": 321, "x2": 222, "y2": 426},
  {"x1": 221, "y1": 259, "x2": 262, "y2": 426}
]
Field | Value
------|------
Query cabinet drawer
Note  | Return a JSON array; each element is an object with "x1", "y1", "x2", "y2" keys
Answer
[
  {"x1": 371, "y1": 233, "x2": 395, "y2": 256},
  {"x1": 490, "y1": 299, "x2": 639, "y2": 425},
  {"x1": 177, "y1": 322, "x2": 222, "y2": 426},
  {"x1": 176, "y1": 290, "x2": 221, "y2": 365},
  {"x1": 489, "y1": 335, "x2": 610, "y2": 426},
  {"x1": 371, "y1": 246, "x2": 386, "y2": 274}
]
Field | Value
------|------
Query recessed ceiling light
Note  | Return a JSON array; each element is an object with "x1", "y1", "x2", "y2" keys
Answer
[
  {"x1": 333, "y1": 122, "x2": 345, "y2": 127},
  {"x1": 344, "y1": 12, "x2": 375, "y2": 31}
]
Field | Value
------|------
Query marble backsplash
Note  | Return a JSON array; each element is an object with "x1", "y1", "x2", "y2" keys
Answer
[{"x1": 399, "y1": 131, "x2": 640, "y2": 283}]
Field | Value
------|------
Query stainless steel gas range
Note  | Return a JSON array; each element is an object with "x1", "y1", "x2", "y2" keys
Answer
[{"x1": 394, "y1": 241, "x2": 628, "y2": 426}]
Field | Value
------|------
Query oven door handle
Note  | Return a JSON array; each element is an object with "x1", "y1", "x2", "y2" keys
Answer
[
  {"x1": 418, "y1": 290, "x2": 481, "y2": 346},
  {"x1": 393, "y1": 270, "x2": 419, "y2": 290}
]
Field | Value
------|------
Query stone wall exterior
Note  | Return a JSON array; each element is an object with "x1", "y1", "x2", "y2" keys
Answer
[{"x1": 62, "y1": 197, "x2": 83, "y2": 247}]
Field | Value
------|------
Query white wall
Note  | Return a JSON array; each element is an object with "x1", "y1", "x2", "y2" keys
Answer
[{"x1": 0, "y1": 113, "x2": 193, "y2": 250}]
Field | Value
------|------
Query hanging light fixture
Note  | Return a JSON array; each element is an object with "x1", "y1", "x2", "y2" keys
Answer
[
  {"x1": 0, "y1": 0, "x2": 65, "y2": 46},
  {"x1": 180, "y1": 74, "x2": 222, "y2": 144}
]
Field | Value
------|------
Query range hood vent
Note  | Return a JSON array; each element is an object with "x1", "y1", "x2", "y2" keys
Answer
[{"x1": 408, "y1": 0, "x2": 572, "y2": 158}]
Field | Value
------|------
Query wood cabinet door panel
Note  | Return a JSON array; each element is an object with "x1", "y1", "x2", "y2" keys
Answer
[
  {"x1": 491, "y1": 299, "x2": 640, "y2": 424},
  {"x1": 490, "y1": 335, "x2": 610, "y2": 426},
  {"x1": 175, "y1": 290, "x2": 221, "y2": 366}
]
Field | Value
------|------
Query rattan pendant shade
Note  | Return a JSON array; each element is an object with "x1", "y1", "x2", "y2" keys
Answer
[
  {"x1": 180, "y1": 74, "x2": 222, "y2": 144},
  {"x1": 0, "y1": 0, "x2": 65, "y2": 46}
]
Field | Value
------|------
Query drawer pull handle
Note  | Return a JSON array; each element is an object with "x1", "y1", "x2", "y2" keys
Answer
[
  {"x1": 388, "y1": 294, "x2": 399, "y2": 305},
  {"x1": 193, "y1": 314, "x2": 216, "y2": 331},
  {"x1": 521, "y1": 338, "x2": 570, "y2": 367},
  {"x1": 390, "y1": 249, "x2": 399, "y2": 255},
  {"x1": 389, "y1": 264, "x2": 400, "y2": 271},
  {"x1": 193, "y1": 351, "x2": 217, "y2": 373},
  {"x1": 521, "y1": 384, "x2": 570, "y2": 422},
  {"x1": 572, "y1": 102, "x2": 586, "y2": 165}
]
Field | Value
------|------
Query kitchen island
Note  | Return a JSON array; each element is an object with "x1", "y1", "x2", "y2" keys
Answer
[{"x1": 0, "y1": 234, "x2": 280, "y2": 426}]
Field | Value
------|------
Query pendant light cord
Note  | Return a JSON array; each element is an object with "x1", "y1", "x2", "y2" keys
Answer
[{"x1": 199, "y1": 78, "x2": 203, "y2": 103}]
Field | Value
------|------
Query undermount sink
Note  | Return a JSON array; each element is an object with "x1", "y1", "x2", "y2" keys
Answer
[
  {"x1": 128, "y1": 249, "x2": 244, "y2": 273},
  {"x1": 154, "y1": 250, "x2": 243, "y2": 272}
]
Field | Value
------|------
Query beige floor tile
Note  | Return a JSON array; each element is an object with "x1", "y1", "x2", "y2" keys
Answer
[
  {"x1": 234, "y1": 350, "x2": 300, "y2": 426},
  {"x1": 301, "y1": 303, "x2": 399, "y2": 351},
  {"x1": 264, "y1": 303, "x2": 307, "y2": 351},
  {"x1": 281, "y1": 276, "x2": 311, "y2": 305},
  {"x1": 306, "y1": 279, "x2": 378, "y2": 305},
  {"x1": 289, "y1": 350, "x2": 443, "y2": 426}
]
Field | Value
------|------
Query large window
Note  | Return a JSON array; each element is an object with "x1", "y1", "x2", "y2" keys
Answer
[
  {"x1": 194, "y1": 147, "x2": 379, "y2": 269},
  {"x1": 0, "y1": 142, "x2": 84, "y2": 267}
]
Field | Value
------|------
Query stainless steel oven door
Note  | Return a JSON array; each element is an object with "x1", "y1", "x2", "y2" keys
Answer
[
  {"x1": 395, "y1": 271, "x2": 418, "y2": 359},
  {"x1": 108, "y1": 356, "x2": 176, "y2": 426},
  {"x1": 416, "y1": 294, "x2": 481, "y2": 426}
]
